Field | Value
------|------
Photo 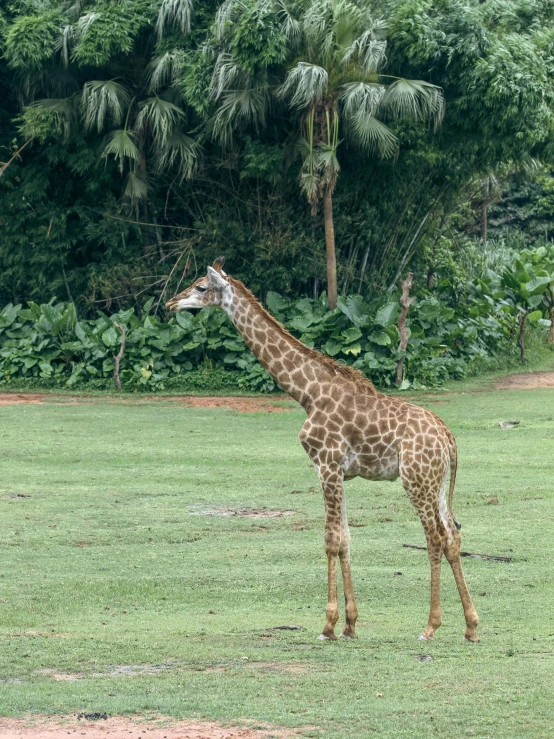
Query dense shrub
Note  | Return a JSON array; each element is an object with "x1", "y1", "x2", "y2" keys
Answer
[{"x1": 2, "y1": 254, "x2": 551, "y2": 393}]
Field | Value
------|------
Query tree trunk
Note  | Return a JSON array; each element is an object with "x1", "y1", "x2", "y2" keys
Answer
[
  {"x1": 396, "y1": 272, "x2": 415, "y2": 386},
  {"x1": 546, "y1": 288, "x2": 554, "y2": 344},
  {"x1": 323, "y1": 188, "x2": 337, "y2": 310},
  {"x1": 139, "y1": 152, "x2": 153, "y2": 256},
  {"x1": 518, "y1": 309, "x2": 532, "y2": 362},
  {"x1": 481, "y1": 176, "x2": 489, "y2": 242}
]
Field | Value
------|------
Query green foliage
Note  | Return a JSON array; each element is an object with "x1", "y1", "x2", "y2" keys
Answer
[
  {"x1": 2, "y1": 0, "x2": 554, "y2": 321},
  {"x1": 3, "y1": 247, "x2": 551, "y2": 392},
  {"x1": 71, "y1": 1, "x2": 154, "y2": 66},
  {"x1": 4, "y1": 10, "x2": 62, "y2": 71},
  {"x1": 228, "y1": 0, "x2": 288, "y2": 74}
]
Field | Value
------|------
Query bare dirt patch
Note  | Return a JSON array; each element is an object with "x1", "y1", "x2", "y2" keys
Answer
[
  {"x1": 0, "y1": 393, "x2": 294, "y2": 412},
  {"x1": 189, "y1": 505, "x2": 295, "y2": 518},
  {"x1": 145, "y1": 396, "x2": 293, "y2": 412},
  {"x1": 496, "y1": 371, "x2": 554, "y2": 390},
  {"x1": 0, "y1": 394, "x2": 46, "y2": 405},
  {"x1": 0, "y1": 716, "x2": 302, "y2": 739}
]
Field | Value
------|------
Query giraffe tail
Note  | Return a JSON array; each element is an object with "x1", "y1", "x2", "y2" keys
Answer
[{"x1": 448, "y1": 440, "x2": 461, "y2": 530}]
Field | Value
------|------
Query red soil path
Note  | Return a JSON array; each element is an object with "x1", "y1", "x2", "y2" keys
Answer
[
  {"x1": 0, "y1": 717, "x2": 299, "y2": 739},
  {"x1": 0, "y1": 394, "x2": 292, "y2": 411}
]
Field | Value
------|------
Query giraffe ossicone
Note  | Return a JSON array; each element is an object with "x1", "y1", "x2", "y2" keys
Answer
[{"x1": 166, "y1": 258, "x2": 479, "y2": 643}]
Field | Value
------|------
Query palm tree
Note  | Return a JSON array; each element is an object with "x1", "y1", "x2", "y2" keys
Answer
[
  {"x1": 15, "y1": 0, "x2": 199, "y2": 211},
  {"x1": 210, "y1": 0, "x2": 444, "y2": 308}
]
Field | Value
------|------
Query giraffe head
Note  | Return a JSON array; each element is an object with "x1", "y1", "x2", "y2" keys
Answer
[{"x1": 166, "y1": 257, "x2": 229, "y2": 312}]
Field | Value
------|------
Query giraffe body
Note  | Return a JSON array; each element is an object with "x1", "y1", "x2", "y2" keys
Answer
[{"x1": 167, "y1": 259, "x2": 479, "y2": 643}]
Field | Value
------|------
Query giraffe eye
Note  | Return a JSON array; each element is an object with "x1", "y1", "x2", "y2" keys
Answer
[{"x1": 196, "y1": 285, "x2": 207, "y2": 294}]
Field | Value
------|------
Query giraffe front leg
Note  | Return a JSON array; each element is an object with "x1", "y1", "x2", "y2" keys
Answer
[
  {"x1": 338, "y1": 493, "x2": 358, "y2": 639},
  {"x1": 317, "y1": 463, "x2": 343, "y2": 641}
]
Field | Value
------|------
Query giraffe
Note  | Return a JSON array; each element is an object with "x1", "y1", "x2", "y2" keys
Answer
[{"x1": 166, "y1": 257, "x2": 479, "y2": 643}]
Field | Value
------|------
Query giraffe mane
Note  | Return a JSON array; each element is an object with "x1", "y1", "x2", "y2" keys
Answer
[{"x1": 228, "y1": 277, "x2": 376, "y2": 391}]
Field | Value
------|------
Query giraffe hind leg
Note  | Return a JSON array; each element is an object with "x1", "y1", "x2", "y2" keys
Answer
[
  {"x1": 401, "y1": 469, "x2": 448, "y2": 641},
  {"x1": 444, "y1": 528, "x2": 479, "y2": 642},
  {"x1": 402, "y1": 461, "x2": 479, "y2": 642}
]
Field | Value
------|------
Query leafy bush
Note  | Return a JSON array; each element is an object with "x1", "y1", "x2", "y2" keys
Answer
[{"x1": 2, "y1": 260, "x2": 551, "y2": 392}]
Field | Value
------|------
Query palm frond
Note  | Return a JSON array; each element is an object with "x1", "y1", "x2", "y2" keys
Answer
[
  {"x1": 81, "y1": 80, "x2": 131, "y2": 132},
  {"x1": 153, "y1": 130, "x2": 200, "y2": 180},
  {"x1": 135, "y1": 96, "x2": 186, "y2": 149},
  {"x1": 210, "y1": 52, "x2": 249, "y2": 100},
  {"x1": 277, "y1": 62, "x2": 328, "y2": 109},
  {"x1": 76, "y1": 12, "x2": 99, "y2": 36},
  {"x1": 316, "y1": 142, "x2": 340, "y2": 174},
  {"x1": 64, "y1": 1, "x2": 83, "y2": 21},
  {"x1": 339, "y1": 81, "x2": 384, "y2": 118},
  {"x1": 332, "y1": 0, "x2": 362, "y2": 50},
  {"x1": 299, "y1": 170, "x2": 319, "y2": 204},
  {"x1": 155, "y1": 0, "x2": 193, "y2": 39},
  {"x1": 379, "y1": 79, "x2": 445, "y2": 128},
  {"x1": 302, "y1": 0, "x2": 331, "y2": 47},
  {"x1": 147, "y1": 51, "x2": 186, "y2": 92},
  {"x1": 302, "y1": 0, "x2": 360, "y2": 57},
  {"x1": 123, "y1": 170, "x2": 148, "y2": 200},
  {"x1": 276, "y1": 0, "x2": 301, "y2": 44},
  {"x1": 211, "y1": 87, "x2": 269, "y2": 146},
  {"x1": 31, "y1": 97, "x2": 77, "y2": 140},
  {"x1": 214, "y1": 0, "x2": 247, "y2": 39},
  {"x1": 341, "y1": 29, "x2": 387, "y2": 71},
  {"x1": 101, "y1": 129, "x2": 140, "y2": 173},
  {"x1": 54, "y1": 24, "x2": 76, "y2": 68},
  {"x1": 349, "y1": 112, "x2": 397, "y2": 157}
]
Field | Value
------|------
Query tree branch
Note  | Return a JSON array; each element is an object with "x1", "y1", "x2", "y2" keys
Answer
[
  {"x1": 396, "y1": 272, "x2": 415, "y2": 386},
  {"x1": 0, "y1": 139, "x2": 33, "y2": 178},
  {"x1": 113, "y1": 322, "x2": 126, "y2": 391},
  {"x1": 403, "y1": 544, "x2": 512, "y2": 563}
]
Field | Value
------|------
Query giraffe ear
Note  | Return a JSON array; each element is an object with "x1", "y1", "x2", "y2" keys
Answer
[
  {"x1": 207, "y1": 266, "x2": 227, "y2": 289},
  {"x1": 212, "y1": 256, "x2": 226, "y2": 273}
]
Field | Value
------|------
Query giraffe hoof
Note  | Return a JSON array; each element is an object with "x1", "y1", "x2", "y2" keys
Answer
[
  {"x1": 339, "y1": 632, "x2": 357, "y2": 639},
  {"x1": 317, "y1": 633, "x2": 337, "y2": 641},
  {"x1": 464, "y1": 634, "x2": 480, "y2": 643},
  {"x1": 418, "y1": 634, "x2": 433, "y2": 641}
]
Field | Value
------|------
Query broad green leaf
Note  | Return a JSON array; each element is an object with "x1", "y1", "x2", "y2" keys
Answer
[
  {"x1": 526, "y1": 276, "x2": 551, "y2": 296},
  {"x1": 369, "y1": 331, "x2": 391, "y2": 346},
  {"x1": 337, "y1": 295, "x2": 371, "y2": 327},
  {"x1": 75, "y1": 322, "x2": 89, "y2": 342},
  {"x1": 266, "y1": 291, "x2": 289, "y2": 317},
  {"x1": 324, "y1": 339, "x2": 342, "y2": 356},
  {"x1": 176, "y1": 311, "x2": 193, "y2": 330},
  {"x1": 0, "y1": 304, "x2": 21, "y2": 327},
  {"x1": 102, "y1": 327, "x2": 118, "y2": 347},
  {"x1": 527, "y1": 310, "x2": 543, "y2": 322},
  {"x1": 288, "y1": 315, "x2": 315, "y2": 331},
  {"x1": 341, "y1": 327, "x2": 362, "y2": 343},
  {"x1": 374, "y1": 302, "x2": 399, "y2": 327},
  {"x1": 342, "y1": 342, "x2": 361, "y2": 356}
]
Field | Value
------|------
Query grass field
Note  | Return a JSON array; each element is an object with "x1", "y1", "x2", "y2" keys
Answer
[{"x1": 1, "y1": 384, "x2": 554, "y2": 738}]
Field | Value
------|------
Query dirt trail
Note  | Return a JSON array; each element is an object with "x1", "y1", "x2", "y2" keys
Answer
[
  {"x1": 145, "y1": 396, "x2": 293, "y2": 412},
  {"x1": 0, "y1": 393, "x2": 46, "y2": 405},
  {"x1": 495, "y1": 371, "x2": 554, "y2": 390},
  {"x1": 0, "y1": 716, "x2": 300, "y2": 739},
  {"x1": 0, "y1": 394, "x2": 293, "y2": 412},
  {"x1": 1, "y1": 369, "x2": 554, "y2": 409}
]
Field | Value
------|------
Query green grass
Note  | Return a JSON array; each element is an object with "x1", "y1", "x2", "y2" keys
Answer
[{"x1": 1, "y1": 387, "x2": 554, "y2": 737}]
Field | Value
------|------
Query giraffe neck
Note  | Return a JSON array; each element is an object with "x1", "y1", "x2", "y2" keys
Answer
[{"x1": 220, "y1": 279, "x2": 329, "y2": 408}]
